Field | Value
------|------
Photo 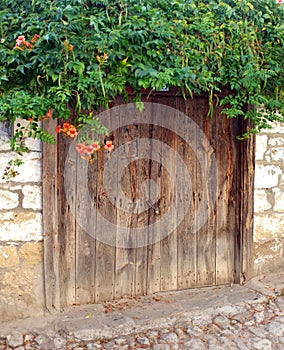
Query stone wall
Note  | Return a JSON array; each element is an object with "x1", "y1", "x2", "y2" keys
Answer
[
  {"x1": 254, "y1": 121, "x2": 284, "y2": 274},
  {"x1": 0, "y1": 124, "x2": 44, "y2": 321}
]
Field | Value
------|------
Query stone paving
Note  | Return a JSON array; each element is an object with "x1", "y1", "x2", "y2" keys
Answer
[{"x1": 1, "y1": 272, "x2": 284, "y2": 350}]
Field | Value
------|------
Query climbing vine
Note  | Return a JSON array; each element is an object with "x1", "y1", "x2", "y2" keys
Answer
[{"x1": 0, "y1": 0, "x2": 284, "y2": 176}]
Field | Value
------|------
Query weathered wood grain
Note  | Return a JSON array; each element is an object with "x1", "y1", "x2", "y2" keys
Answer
[
  {"x1": 75, "y1": 154, "x2": 96, "y2": 304},
  {"x1": 114, "y1": 117, "x2": 137, "y2": 298},
  {"x1": 176, "y1": 97, "x2": 197, "y2": 289},
  {"x1": 194, "y1": 102, "x2": 216, "y2": 287},
  {"x1": 146, "y1": 103, "x2": 163, "y2": 294},
  {"x1": 239, "y1": 119, "x2": 255, "y2": 283},
  {"x1": 94, "y1": 106, "x2": 116, "y2": 302},
  {"x1": 57, "y1": 135, "x2": 77, "y2": 307},
  {"x1": 154, "y1": 96, "x2": 178, "y2": 292},
  {"x1": 43, "y1": 91, "x2": 254, "y2": 308},
  {"x1": 215, "y1": 115, "x2": 235, "y2": 285},
  {"x1": 42, "y1": 118, "x2": 59, "y2": 310}
]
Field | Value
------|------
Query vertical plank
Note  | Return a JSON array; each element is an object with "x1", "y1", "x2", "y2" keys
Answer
[
  {"x1": 57, "y1": 135, "x2": 77, "y2": 307},
  {"x1": 132, "y1": 160, "x2": 149, "y2": 297},
  {"x1": 94, "y1": 107, "x2": 116, "y2": 302},
  {"x1": 42, "y1": 118, "x2": 59, "y2": 310},
  {"x1": 215, "y1": 114, "x2": 237, "y2": 285},
  {"x1": 146, "y1": 102, "x2": 163, "y2": 294},
  {"x1": 176, "y1": 97, "x2": 198, "y2": 289},
  {"x1": 114, "y1": 119, "x2": 137, "y2": 298},
  {"x1": 133, "y1": 115, "x2": 151, "y2": 296},
  {"x1": 156, "y1": 96, "x2": 178, "y2": 292},
  {"x1": 75, "y1": 154, "x2": 96, "y2": 304},
  {"x1": 195, "y1": 99, "x2": 217, "y2": 286},
  {"x1": 239, "y1": 119, "x2": 255, "y2": 283}
]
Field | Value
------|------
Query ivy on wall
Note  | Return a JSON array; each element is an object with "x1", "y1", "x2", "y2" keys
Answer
[{"x1": 0, "y1": 0, "x2": 283, "y2": 161}]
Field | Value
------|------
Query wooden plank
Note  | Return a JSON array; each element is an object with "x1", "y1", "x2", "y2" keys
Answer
[
  {"x1": 146, "y1": 103, "x2": 163, "y2": 294},
  {"x1": 156, "y1": 96, "x2": 178, "y2": 292},
  {"x1": 56, "y1": 135, "x2": 77, "y2": 307},
  {"x1": 133, "y1": 113, "x2": 152, "y2": 296},
  {"x1": 195, "y1": 99, "x2": 216, "y2": 286},
  {"x1": 42, "y1": 118, "x2": 59, "y2": 310},
  {"x1": 176, "y1": 97, "x2": 198, "y2": 289},
  {"x1": 133, "y1": 159, "x2": 149, "y2": 296},
  {"x1": 94, "y1": 107, "x2": 116, "y2": 302},
  {"x1": 239, "y1": 119, "x2": 255, "y2": 283},
  {"x1": 75, "y1": 153, "x2": 96, "y2": 304},
  {"x1": 114, "y1": 117, "x2": 137, "y2": 298},
  {"x1": 215, "y1": 114, "x2": 236, "y2": 285}
]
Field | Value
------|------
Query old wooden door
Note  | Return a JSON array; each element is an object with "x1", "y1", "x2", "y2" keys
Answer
[{"x1": 43, "y1": 92, "x2": 254, "y2": 310}]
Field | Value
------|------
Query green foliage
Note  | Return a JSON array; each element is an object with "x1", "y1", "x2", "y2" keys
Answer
[
  {"x1": 0, "y1": 0, "x2": 284, "y2": 147},
  {"x1": 76, "y1": 115, "x2": 109, "y2": 144},
  {"x1": 2, "y1": 158, "x2": 24, "y2": 181}
]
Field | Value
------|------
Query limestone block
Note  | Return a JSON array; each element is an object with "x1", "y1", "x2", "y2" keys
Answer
[
  {"x1": 254, "y1": 164, "x2": 282, "y2": 189},
  {"x1": 19, "y1": 242, "x2": 43, "y2": 265},
  {"x1": 23, "y1": 136, "x2": 42, "y2": 152},
  {"x1": 0, "y1": 151, "x2": 42, "y2": 184},
  {"x1": 14, "y1": 119, "x2": 42, "y2": 152},
  {"x1": 254, "y1": 189, "x2": 272, "y2": 212},
  {"x1": 271, "y1": 147, "x2": 284, "y2": 162},
  {"x1": 0, "y1": 189, "x2": 19, "y2": 210},
  {"x1": 254, "y1": 214, "x2": 284, "y2": 241},
  {"x1": 0, "y1": 245, "x2": 20, "y2": 268},
  {"x1": 0, "y1": 212, "x2": 43, "y2": 241},
  {"x1": 268, "y1": 137, "x2": 284, "y2": 146},
  {"x1": 0, "y1": 152, "x2": 18, "y2": 185},
  {"x1": 274, "y1": 191, "x2": 284, "y2": 212},
  {"x1": 254, "y1": 239, "x2": 283, "y2": 272},
  {"x1": 264, "y1": 121, "x2": 284, "y2": 133},
  {"x1": 10, "y1": 152, "x2": 42, "y2": 183},
  {"x1": 0, "y1": 138, "x2": 12, "y2": 151},
  {"x1": 0, "y1": 263, "x2": 44, "y2": 321},
  {"x1": 22, "y1": 185, "x2": 42, "y2": 210},
  {"x1": 255, "y1": 135, "x2": 268, "y2": 161}
]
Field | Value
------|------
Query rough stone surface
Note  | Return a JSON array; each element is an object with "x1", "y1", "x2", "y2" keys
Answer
[
  {"x1": 0, "y1": 245, "x2": 19, "y2": 268},
  {"x1": 254, "y1": 124, "x2": 284, "y2": 272},
  {"x1": 160, "y1": 333, "x2": 178, "y2": 343},
  {"x1": 54, "y1": 337, "x2": 67, "y2": 349},
  {"x1": 268, "y1": 137, "x2": 284, "y2": 146},
  {"x1": 264, "y1": 121, "x2": 284, "y2": 133},
  {"x1": 266, "y1": 321, "x2": 284, "y2": 337},
  {"x1": 254, "y1": 189, "x2": 272, "y2": 212},
  {"x1": 274, "y1": 191, "x2": 284, "y2": 212},
  {"x1": 253, "y1": 338, "x2": 272, "y2": 350},
  {"x1": 271, "y1": 147, "x2": 284, "y2": 162},
  {"x1": 0, "y1": 258, "x2": 44, "y2": 322},
  {"x1": 254, "y1": 214, "x2": 284, "y2": 241},
  {"x1": 254, "y1": 164, "x2": 282, "y2": 189},
  {"x1": 254, "y1": 239, "x2": 283, "y2": 267},
  {"x1": 255, "y1": 135, "x2": 268, "y2": 161},
  {"x1": 19, "y1": 242, "x2": 43, "y2": 265},
  {"x1": 6, "y1": 332, "x2": 23, "y2": 348},
  {"x1": 0, "y1": 212, "x2": 43, "y2": 241},
  {"x1": 182, "y1": 338, "x2": 206, "y2": 349},
  {"x1": 0, "y1": 138, "x2": 43, "y2": 321},
  {"x1": 0, "y1": 190, "x2": 19, "y2": 210},
  {"x1": 22, "y1": 185, "x2": 42, "y2": 210},
  {"x1": 0, "y1": 273, "x2": 283, "y2": 350}
]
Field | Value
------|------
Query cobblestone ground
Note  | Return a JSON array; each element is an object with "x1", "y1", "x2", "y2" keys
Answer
[{"x1": 1, "y1": 294, "x2": 284, "y2": 350}]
